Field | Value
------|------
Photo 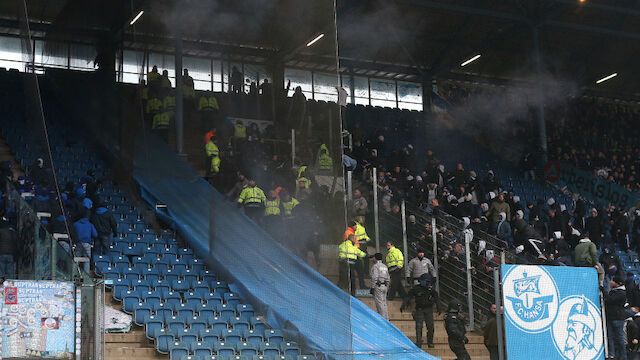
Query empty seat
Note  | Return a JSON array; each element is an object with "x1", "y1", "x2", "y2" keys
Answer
[
  {"x1": 213, "y1": 341, "x2": 236, "y2": 357},
  {"x1": 280, "y1": 342, "x2": 300, "y2": 357},
  {"x1": 259, "y1": 342, "x2": 281, "y2": 358},
  {"x1": 237, "y1": 304, "x2": 254, "y2": 319},
  {"x1": 229, "y1": 318, "x2": 250, "y2": 332},
  {"x1": 244, "y1": 330, "x2": 263, "y2": 345},
  {"x1": 264, "y1": 330, "x2": 284, "y2": 344},
  {"x1": 168, "y1": 341, "x2": 189, "y2": 360}
]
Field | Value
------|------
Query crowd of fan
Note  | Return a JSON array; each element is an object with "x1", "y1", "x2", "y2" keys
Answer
[
  {"x1": 345, "y1": 130, "x2": 640, "y2": 264},
  {"x1": 0, "y1": 158, "x2": 118, "y2": 277},
  {"x1": 547, "y1": 98, "x2": 640, "y2": 192}
]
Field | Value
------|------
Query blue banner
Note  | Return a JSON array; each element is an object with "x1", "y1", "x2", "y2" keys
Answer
[
  {"x1": 501, "y1": 265, "x2": 604, "y2": 360},
  {"x1": 555, "y1": 162, "x2": 640, "y2": 210}
]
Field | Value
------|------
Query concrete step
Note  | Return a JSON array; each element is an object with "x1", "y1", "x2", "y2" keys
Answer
[
  {"x1": 105, "y1": 346, "x2": 162, "y2": 360},
  {"x1": 421, "y1": 343, "x2": 489, "y2": 357}
]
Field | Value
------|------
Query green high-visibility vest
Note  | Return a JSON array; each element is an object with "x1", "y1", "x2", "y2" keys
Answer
[
  {"x1": 152, "y1": 112, "x2": 170, "y2": 129},
  {"x1": 264, "y1": 199, "x2": 281, "y2": 216}
]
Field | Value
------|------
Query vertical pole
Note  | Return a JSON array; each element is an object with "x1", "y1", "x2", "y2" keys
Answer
[
  {"x1": 348, "y1": 133, "x2": 353, "y2": 152},
  {"x1": 494, "y1": 269, "x2": 505, "y2": 360},
  {"x1": 465, "y1": 234, "x2": 474, "y2": 331},
  {"x1": 601, "y1": 289, "x2": 609, "y2": 357},
  {"x1": 501, "y1": 251, "x2": 505, "y2": 265},
  {"x1": 291, "y1": 129, "x2": 296, "y2": 169},
  {"x1": 401, "y1": 199, "x2": 408, "y2": 263},
  {"x1": 347, "y1": 170, "x2": 353, "y2": 201},
  {"x1": 372, "y1": 167, "x2": 380, "y2": 253},
  {"x1": 431, "y1": 217, "x2": 439, "y2": 294},
  {"x1": 532, "y1": 25, "x2": 547, "y2": 163},
  {"x1": 174, "y1": 35, "x2": 184, "y2": 155},
  {"x1": 328, "y1": 109, "x2": 333, "y2": 154}
]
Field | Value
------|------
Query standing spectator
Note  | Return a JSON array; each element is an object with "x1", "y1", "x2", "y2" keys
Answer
[
  {"x1": 73, "y1": 210, "x2": 98, "y2": 274},
  {"x1": 495, "y1": 212, "x2": 513, "y2": 246},
  {"x1": 90, "y1": 203, "x2": 117, "y2": 256},
  {"x1": 574, "y1": 237, "x2": 598, "y2": 267},
  {"x1": 586, "y1": 209, "x2": 604, "y2": 248},
  {"x1": 230, "y1": 66, "x2": 243, "y2": 94},
  {"x1": 606, "y1": 273, "x2": 628, "y2": 360},
  {"x1": 626, "y1": 308, "x2": 640, "y2": 360},
  {"x1": 350, "y1": 188, "x2": 369, "y2": 217},
  {"x1": 386, "y1": 242, "x2": 406, "y2": 299},
  {"x1": 0, "y1": 221, "x2": 17, "y2": 279},
  {"x1": 486, "y1": 193, "x2": 511, "y2": 231},
  {"x1": 483, "y1": 304, "x2": 499, "y2": 360},
  {"x1": 405, "y1": 249, "x2": 436, "y2": 283}
]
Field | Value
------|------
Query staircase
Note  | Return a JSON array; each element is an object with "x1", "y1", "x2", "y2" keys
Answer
[
  {"x1": 358, "y1": 297, "x2": 490, "y2": 360},
  {"x1": 105, "y1": 292, "x2": 165, "y2": 360}
]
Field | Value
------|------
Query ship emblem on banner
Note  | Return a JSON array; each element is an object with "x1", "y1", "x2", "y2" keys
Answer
[{"x1": 501, "y1": 265, "x2": 604, "y2": 360}]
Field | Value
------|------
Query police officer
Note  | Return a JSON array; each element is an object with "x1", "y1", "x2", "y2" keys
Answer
[
  {"x1": 338, "y1": 234, "x2": 366, "y2": 296},
  {"x1": 236, "y1": 179, "x2": 266, "y2": 222},
  {"x1": 205, "y1": 136, "x2": 220, "y2": 182},
  {"x1": 386, "y1": 242, "x2": 406, "y2": 299},
  {"x1": 400, "y1": 273, "x2": 439, "y2": 348},
  {"x1": 444, "y1": 299, "x2": 470, "y2": 360},
  {"x1": 354, "y1": 216, "x2": 372, "y2": 279},
  {"x1": 406, "y1": 249, "x2": 436, "y2": 283},
  {"x1": 370, "y1": 253, "x2": 390, "y2": 319}
]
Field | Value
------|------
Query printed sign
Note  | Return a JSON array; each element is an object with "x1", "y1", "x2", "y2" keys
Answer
[
  {"x1": 551, "y1": 162, "x2": 640, "y2": 210},
  {"x1": 501, "y1": 265, "x2": 604, "y2": 360},
  {"x1": 0, "y1": 280, "x2": 76, "y2": 359}
]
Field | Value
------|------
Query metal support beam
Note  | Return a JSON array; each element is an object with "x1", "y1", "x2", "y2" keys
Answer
[
  {"x1": 532, "y1": 26, "x2": 547, "y2": 162},
  {"x1": 174, "y1": 35, "x2": 184, "y2": 155}
]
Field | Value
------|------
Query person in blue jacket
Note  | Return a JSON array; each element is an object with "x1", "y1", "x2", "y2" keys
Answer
[{"x1": 73, "y1": 209, "x2": 97, "y2": 274}]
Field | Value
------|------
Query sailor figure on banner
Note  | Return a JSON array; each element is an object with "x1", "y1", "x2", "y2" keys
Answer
[
  {"x1": 504, "y1": 267, "x2": 559, "y2": 333},
  {"x1": 552, "y1": 295, "x2": 604, "y2": 360}
]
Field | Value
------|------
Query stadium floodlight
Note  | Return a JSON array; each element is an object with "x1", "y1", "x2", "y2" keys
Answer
[
  {"x1": 595, "y1": 73, "x2": 617, "y2": 84},
  {"x1": 460, "y1": 54, "x2": 481, "y2": 67},
  {"x1": 306, "y1": 33, "x2": 325, "y2": 47},
  {"x1": 129, "y1": 10, "x2": 144, "y2": 25}
]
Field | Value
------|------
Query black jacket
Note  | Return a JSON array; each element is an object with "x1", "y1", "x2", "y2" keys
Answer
[
  {"x1": 605, "y1": 286, "x2": 628, "y2": 321},
  {"x1": 90, "y1": 207, "x2": 117, "y2": 236},
  {"x1": 444, "y1": 311, "x2": 466, "y2": 341}
]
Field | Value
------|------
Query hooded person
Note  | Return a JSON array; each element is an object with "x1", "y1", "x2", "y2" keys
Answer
[
  {"x1": 90, "y1": 203, "x2": 117, "y2": 256},
  {"x1": 605, "y1": 273, "x2": 628, "y2": 360},
  {"x1": 496, "y1": 212, "x2": 514, "y2": 246}
]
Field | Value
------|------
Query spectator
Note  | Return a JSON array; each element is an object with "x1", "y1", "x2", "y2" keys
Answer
[
  {"x1": 0, "y1": 221, "x2": 17, "y2": 279},
  {"x1": 483, "y1": 304, "x2": 499, "y2": 360},
  {"x1": 486, "y1": 193, "x2": 510, "y2": 230},
  {"x1": 73, "y1": 209, "x2": 98, "y2": 274},
  {"x1": 350, "y1": 188, "x2": 369, "y2": 217},
  {"x1": 90, "y1": 203, "x2": 117, "y2": 257},
  {"x1": 495, "y1": 212, "x2": 513, "y2": 246},
  {"x1": 605, "y1": 273, "x2": 628, "y2": 360},
  {"x1": 573, "y1": 237, "x2": 597, "y2": 267}
]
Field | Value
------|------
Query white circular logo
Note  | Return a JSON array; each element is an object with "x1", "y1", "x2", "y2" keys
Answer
[
  {"x1": 503, "y1": 265, "x2": 559, "y2": 333},
  {"x1": 551, "y1": 296, "x2": 604, "y2": 360}
]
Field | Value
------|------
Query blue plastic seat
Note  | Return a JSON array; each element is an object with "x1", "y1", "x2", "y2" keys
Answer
[
  {"x1": 216, "y1": 304, "x2": 236, "y2": 319},
  {"x1": 103, "y1": 267, "x2": 120, "y2": 281},
  {"x1": 169, "y1": 341, "x2": 189, "y2": 360},
  {"x1": 244, "y1": 330, "x2": 263, "y2": 345},
  {"x1": 177, "y1": 328, "x2": 198, "y2": 348},
  {"x1": 186, "y1": 317, "x2": 207, "y2": 333},
  {"x1": 222, "y1": 328, "x2": 243, "y2": 344},
  {"x1": 131, "y1": 279, "x2": 151, "y2": 293},
  {"x1": 237, "y1": 304, "x2": 254, "y2": 319},
  {"x1": 297, "y1": 355, "x2": 315, "y2": 360},
  {"x1": 230, "y1": 318, "x2": 250, "y2": 332},
  {"x1": 259, "y1": 342, "x2": 281, "y2": 358},
  {"x1": 280, "y1": 342, "x2": 300, "y2": 357},
  {"x1": 134, "y1": 305, "x2": 153, "y2": 326},
  {"x1": 191, "y1": 341, "x2": 213, "y2": 357},
  {"x1": 155, "y1": 332, "x2": 174, "y2": 354},
  {"x1": 204, "y1": 292, "x2": 223, "y2": 306},
  {"x1": 224, "y1": 293, "x2": 240, "y2": 308},
  {"x1": 112, "y1": 278, "x2": 130, "y2": 301},
  {"x1": 264, "y1": 330, "x2": 284, "y2": 344},
  {"x1": 168, "y1": 319, "x2": 187, "y2": 335},
  {"x1": 145, "y1": 316, "x2": 164, "y2": 339},
  {"x1": 213, "y1": 341, "x2": 235, "y2": 358},
  {"x1": 185, "y1": 292, "x2": 204, "y2": 307},
  {"x1": 249, "y1": 318, "x2": 266, "y2": 334},
  {"x1": 172, "y1": 279, "x2": 190, "y2": 292},
  {"x1": 199, "y1": 328, "x2": 221, "y2": 343},
  {"x1": 124, "y1": 267, "x2": 141, "y2": 281},
  {"x1": 209, "y1": 318, "x2": 229, "y2": 333},
  {"x1": 236, "y1": 342, "x2": 258, "y2": 356},
  {"x1": 141, "y1": 290, "x2": 162, "y2": 308}
]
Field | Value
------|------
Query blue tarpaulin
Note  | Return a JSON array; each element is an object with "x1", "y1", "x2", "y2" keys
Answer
[{"x1": 133, "y1": 135, "x2": 437, "y2": 360}]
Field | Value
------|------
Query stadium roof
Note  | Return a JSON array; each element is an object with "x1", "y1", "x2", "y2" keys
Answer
[{"x1": 0, "y1": 0, "x2": 638, "y2": 98}]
